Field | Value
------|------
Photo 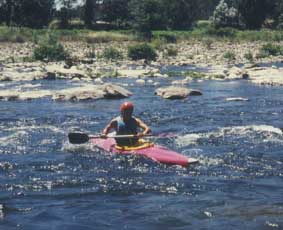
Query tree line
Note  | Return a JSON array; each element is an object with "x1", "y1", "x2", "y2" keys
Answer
[{"x1": 0, "y1": 0, "x2": 282, "y2": 31}]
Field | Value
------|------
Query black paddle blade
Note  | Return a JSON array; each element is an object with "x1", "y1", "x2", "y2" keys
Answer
[{"x1": 68, "y1": 133, "x2": 90, "y2": 144}]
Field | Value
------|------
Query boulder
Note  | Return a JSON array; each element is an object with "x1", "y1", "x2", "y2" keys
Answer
[
  {"x1": 188, "y1": 90, "x2": 203, "y2": 96},
  {"x1": 103, "y1": 84, "x2": 132, "y2": 99},
  {"x1": 247, "y1": 67, "x2": 283, "y2": 86},
  {"x1": 45, "y1": 64, "x2": 87, "y2": 80},
  {"x1": 155, "y1": 86, "x2": 202, "y2": 99}
]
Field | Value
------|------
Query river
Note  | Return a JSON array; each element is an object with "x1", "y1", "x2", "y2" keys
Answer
[{"x1": 0, "y1": 72, "x2": 282, "y2": 229}]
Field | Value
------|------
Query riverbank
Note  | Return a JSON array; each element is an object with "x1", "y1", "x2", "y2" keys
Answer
[
  {"x1": 1, "y1": 39, "x2": 283, "y2": 81},
  {"x1": 1, "y1": 39, "x2": 283, "y2": 66}
]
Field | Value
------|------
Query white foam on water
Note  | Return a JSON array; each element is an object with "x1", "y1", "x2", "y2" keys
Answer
[
  {"x1": 0, "y1": 131, "x2": 27, "y2": 147},
  {"x1": 61, "y1": 141, "x2": 95, "y2": 153},
  {"x1": 0, "y1": 124, "x2": 65, "y2": 152},
  {"x1": 176, "y1": 125, "x2": 283, "y2": 147},
  {"x1": 175, "y1": 133, "x2": 202, "y2": 147},
  {"x1": 4, "y1": 124, "x2": 64, "y2": 134}
]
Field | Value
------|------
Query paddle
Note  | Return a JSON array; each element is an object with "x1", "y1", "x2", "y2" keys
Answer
[{"x1": 68, "y1": 132, "x2": 176, "y2": 144}]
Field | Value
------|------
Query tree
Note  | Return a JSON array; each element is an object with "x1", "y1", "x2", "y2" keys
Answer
[
  {"x1": 129, "y1": 0, "x2": 166, "y2": 39},
  {"x1": 0, "y1": 0, "x2": 54, "y2": 28},
  {"x1": 163, "y1": 0, "x2": 200, "y2": 29},
  {"x1": 83, "y1": 0, "x2": 95, "y2": 28},
  {"x1": 20, "y1": 0, "x2": 55, "y2": 28},
  {"x1": 57, "y1": 0, "x2": 77, "y2": 28},
  {"x1": 272, "y1": 0, "x2": 283, "y2": 28},
  {"x1": 212, "y1": 0, "x2": 243, "y2": 28},
  {"x1": 100, "y1": 0, "x2": 129, "y2": 27},
  {"x1": 238, "y1": 0, "x2": 273, "y2": 29}
]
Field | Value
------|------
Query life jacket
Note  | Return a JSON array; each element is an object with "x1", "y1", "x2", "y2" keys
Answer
[{"x1": 115, "y1": 116, "x2": 138, "y2": 146}]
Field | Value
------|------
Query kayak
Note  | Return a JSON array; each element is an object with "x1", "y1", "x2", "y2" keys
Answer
[{"x1": 91, "y1": 138, "x2": 198, "y2": 167}]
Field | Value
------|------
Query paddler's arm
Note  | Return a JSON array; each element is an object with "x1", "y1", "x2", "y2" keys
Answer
[
  {"x1": 101, "y1": 119, "x2": 117, "y2": 137},
  {"x1": 135, "y1": 118, "x2": 151, "y2": 137}
]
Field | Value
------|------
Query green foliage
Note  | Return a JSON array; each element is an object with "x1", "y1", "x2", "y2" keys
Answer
[
  {"x1": 259, "y1": 43, "x2": 283, "y2": 57},
  {"x1": 128, "y1": 43, "x2": 157, "y2": 61},
  {"x1": 276, "y1": 14, "x2": 283, "y2": 29},
  {"x1": 151, "y1": 38, "x2": 167, "y2": 51},
  {"x1": 186, "y1": 71, "x2": 206, "y2": 79},
  {"x1": 33, "y1": 33, "x2": 68, "y2": 61},
  {"x1": 0, "y1": 27, "x2": 32, "y2": 43},
  {"x1": 202, "y1": 38, "x2": 214, "y2": 49},
  {"x1": 101, "y1": 47, "x2": 123, "y2": 60},
  {"x1": 223, "y1": 51, "x2": 236, "y2": 61},
  {"x1": 212, "y1": 0, "x2": 244, "y2": 28},
  {"x1": 154, "y1": 33, "x2": 177, "y2": 43},
  {"x1": 167, "y1": 71, "x2": 205, "y2": 78},
  {"x1": 244, "y1": 51, "x2": 254, "y2": 62},
  {"x1": 165, "y1": 46, "x2": 178, "y2": 57},
  {"x1": 205, "y1": 26, "x2": 237, "y2": 37},
  {"x1": 84, "y1": 32, "x2": 133, "y2": 43},
  {"x1": 100, "y1": 0, "x2": 130, "y2": 27},
  {"x1": 0, "y1": 0, "x2": 54, "y2": 28},
  {"x1": 83, "y1": 0, "x2": 95, "y2": 28},
  {"x1": 238, "y1": 0, "x2": 273, "y2": 29},
  {"x1": 85, "y1": 45, "x2": 96, "y2": 58}
]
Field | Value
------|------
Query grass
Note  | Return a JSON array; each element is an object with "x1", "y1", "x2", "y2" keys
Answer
[{"x1": 1, "y1": 22, "x2": 283, "y2": 44}]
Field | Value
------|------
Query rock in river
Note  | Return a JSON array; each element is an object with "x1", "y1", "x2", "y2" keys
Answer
[{"x1": 155, "y1": 86, "x2": 202, "y2": 99}]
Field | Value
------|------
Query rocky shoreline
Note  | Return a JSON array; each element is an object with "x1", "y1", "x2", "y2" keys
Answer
[{"x1": 0, "y1": 41, "x2": 283, "y2": 101}]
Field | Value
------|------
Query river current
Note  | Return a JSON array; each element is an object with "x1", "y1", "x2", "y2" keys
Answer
[{"x1": 0, "y1": 70, "x2": 282, "y2": 229}]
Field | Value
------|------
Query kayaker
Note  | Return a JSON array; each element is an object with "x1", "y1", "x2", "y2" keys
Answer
[{"x1": 101, "y1": 102, "x2": 151, "y2": 146}]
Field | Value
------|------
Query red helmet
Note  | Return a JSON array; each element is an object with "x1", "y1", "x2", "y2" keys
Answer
[{"x1": 120, "y1": 102, "x2": 134, "y2": 112}]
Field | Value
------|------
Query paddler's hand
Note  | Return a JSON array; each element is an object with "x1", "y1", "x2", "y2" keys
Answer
[{"x1": 137, "y1": 132, "x2": 145, "y2": 138}]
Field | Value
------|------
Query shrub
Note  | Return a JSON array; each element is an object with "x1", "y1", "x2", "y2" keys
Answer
[
  {"x1": 202, "y1": 38, "x2": 214, "y2": 49},
  {"x1": 151, "y1": 38, "x2": 166, "y2": 51},
  {"x1": 260, "y1": 43, "x2": 283, "y2": 56},
  {"x1": 158, "y1": 34, "x2": 177, "y2": 43},
  {"x1": 33, "y1": 33, "x2": 68, "y2": 61},
  {"x1": 165, "y1": 46, "x2": 178, "y2": 57},
  {"x1": 128, "y1": 43, "x2": 157, "y2": 61},
  {"x1": 102, "y1": 47, "x2": 123, "y2": 60},
  {"x1": 85, "y1": 45, "x2": 96, "y2": 58},
  {"x1": 223, "y1": 51, "x2": 236, "y2": 61},
  {"x1": 205, "y1": 26, "x2": 236, "y2": 38},
  {"x1": 244, "y1": 51, "x2": 254, "y2": 62}
]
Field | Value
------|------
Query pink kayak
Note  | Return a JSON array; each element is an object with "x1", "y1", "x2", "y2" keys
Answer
[{"x1": 91, "y1": 138, "x2": 198, "y2": 167}]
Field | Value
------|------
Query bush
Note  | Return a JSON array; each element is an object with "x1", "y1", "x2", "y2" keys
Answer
[
  {"x1": 102, "y1": 47, "x2": 123, "y2": 60},
  {"x1": 151, "y1": 38, "x2": 167, "y2": 51},
  {"x1": 128, "y1": 43, "x2": 157, "y2": 61},
  {"x1": 165, "y1": 46, "x2": 178, "y2": 57},
  {"x1": 202, "y1": 38, "x2": 214, "y2": 49},
  {"x1": 206, "y1": 26, "x2": 237, "y2": 37},
  {"x1": 85, "y1": 45, "x2": 96, "y2": 58},
  {"x1": 259, "y1": 43, "x2": 283, "y2": 57},
  {"x1": 157, "y1": 34, "x2": 177, "y2": 43},
  {"x1": 223, "y1": 51, "x2": 236, "y2": 61},
  {"x1": 244, "y1": 51, "x2": 254, "y2": 62},
  {"x1": 33, "y1": 33, "x2": 68, "y2": 61}
]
